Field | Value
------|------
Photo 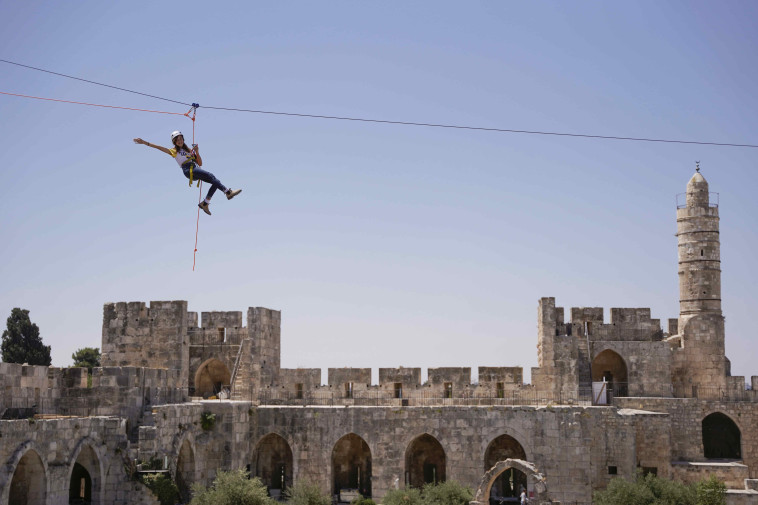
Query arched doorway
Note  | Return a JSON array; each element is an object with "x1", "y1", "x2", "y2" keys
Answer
[
  {"x1": 703, "y1": 412, "x2": 741, "y2": 459},
  {"x1": 484, "y1": 435, "x2": 527, "y2": 501},
  {"x1": 332, "y1": 434, "x2": 372, "y2": 499},
  {"x1": 254, "y1": 433, "x2": 293, "y2": 500},
  {"x1": 176, "y1": 438, "x2": 195, "y2": 503},
  {"x1": 472, "y1": 459, "x2": 547, "y2": 505},
  {"x1": 9, "y1": 448, "x2": 47, "y2": 505},
  {"x1": 592, "y1": 349, "x2": 628, "y2": 399},
  {"x1": 69, "y1": 443, "x2": 101, "y2": 504},
  {"x1": 194, "y1": 358, "x2": 231, "y2": 398},
  {"x1": 405, "y1": 434, "x2": 446, "y2": 488}
]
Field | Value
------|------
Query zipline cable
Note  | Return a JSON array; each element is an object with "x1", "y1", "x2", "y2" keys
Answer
[
  {"x1": 199, "y1": 105, "x2": 758, "y2": 149},
  {"x1": 0, "y1": 58, "x2": 190, "y2": 107},
  {"x1": 0, "y1": 90, "x2": 191, "y2": 117},
  {"x1": 2, "y1": 58, "x2": 757, "y2": 149}
]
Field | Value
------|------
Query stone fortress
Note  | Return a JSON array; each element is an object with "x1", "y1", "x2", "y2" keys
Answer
[{"x1": 1, "y1": 170, "x2": 757, "y2": 505}]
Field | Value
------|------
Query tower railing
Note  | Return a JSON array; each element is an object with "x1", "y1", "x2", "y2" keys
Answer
[{"x1": 676, "y1": 192, "x2": 719, "y2": 209}]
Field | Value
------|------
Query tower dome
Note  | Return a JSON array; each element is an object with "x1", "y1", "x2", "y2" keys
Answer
[{"x1": 686, "y1": 170, "x2": 709, "y2": 208}]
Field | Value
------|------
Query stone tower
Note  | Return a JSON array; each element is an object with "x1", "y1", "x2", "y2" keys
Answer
[{"x1": 673, "y1": 169, "x2": 727, "y2": 395}]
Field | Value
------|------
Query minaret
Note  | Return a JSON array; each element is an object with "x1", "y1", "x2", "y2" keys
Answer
[{"x1": 675, "y1": 165, "x2": 727, "y2": 395}]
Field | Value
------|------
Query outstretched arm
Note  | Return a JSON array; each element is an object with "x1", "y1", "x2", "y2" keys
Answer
[{"x1": 133, "y1": 138, "x2": 173, "y2": 156}]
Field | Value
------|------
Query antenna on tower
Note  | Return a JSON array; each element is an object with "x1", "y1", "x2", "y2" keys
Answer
[{"x1": 695, "y1": 161, "x2": 701, "y2": 172}]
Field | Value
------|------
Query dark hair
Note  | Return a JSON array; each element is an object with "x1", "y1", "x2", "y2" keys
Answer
[{"x1": 172, "y1": 135, "x2": 189, "y2": 152}]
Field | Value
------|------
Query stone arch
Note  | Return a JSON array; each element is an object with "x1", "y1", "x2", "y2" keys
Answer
[
  {"x1": 331, "y1": 433, "x2": 372, "y2": 499},
  {"x1": 176, "y1": 436, "x2": 196, "y2": 503},
  {"x1": 592, "y1": 349, "x2": 629, "y2": 398},
  {"x1": 194, "y1": 358, "x2": 231, "y2": 398},
  {"x1": 253, "y1": 433, "x2": 294, "y2": 499},
  {"x1": 405, "y1": 433, "x2": 446, "y2": 488},
  {"x1": 484, "y1": 435, "x2": 527, "y2": 500},
  {"x1": 2, "y1": 442, "x2": 49, "y2": 505},
  {"x1": 702, "y1": 411, "x2": 741, "y2": 459},
  {"x1": 68, "y1": 438, "x2": 105, "y2": 505},
  {"x1": 472, "y1": 459, "x2": 547, "y2": 505}
]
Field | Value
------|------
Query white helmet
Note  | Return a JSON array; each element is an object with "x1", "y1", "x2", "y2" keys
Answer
[{"x1": 171, "y1": 130, "x2": 184, "y2": 143}]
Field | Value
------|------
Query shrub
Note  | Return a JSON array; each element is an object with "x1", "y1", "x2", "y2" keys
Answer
[
  {"x1": 352, "y1": 495, "x2": 376, "y2": 505},
  {"x1": 421, "y1": 480, "x2": 473, "y2": 505},
  {"x1": 381, "y1": 487, "x2": 423, "y2": 505},
  {"x1": 285, "y1": 480, "x2": 331, "y2": 505},
  {"x1": 190, "y1": 469, "x2": 275, "y2": 505},
  {"x1": 696, "y1": 476, "x2": 726, "y2": 505},
  {"x1": 200, "y1": 411, "x2": 216, "y2": 431},
  {"x1": 594, "y1": 473, "x2": 696, "y2": 505},
  {"x1": 141, "y1": 473, "x2": 180, "y2": 505}
]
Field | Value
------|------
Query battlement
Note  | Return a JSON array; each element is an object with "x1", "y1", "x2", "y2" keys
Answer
[{"x1": 540, "y1": 299, "x2": 665, "y2": 342}]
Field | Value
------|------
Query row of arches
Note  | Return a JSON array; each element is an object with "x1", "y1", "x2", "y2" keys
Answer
[
  {"x1": 249, "y1": 432, "x2": 528, "y2": 500},
  {"x1": 3, "y1": 439, "x2": 103, "y2": 505}
]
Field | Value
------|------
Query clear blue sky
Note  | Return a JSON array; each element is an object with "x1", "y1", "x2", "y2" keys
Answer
[{"x1": 1, "y1": 2, "x2": 756, "y2": 384}]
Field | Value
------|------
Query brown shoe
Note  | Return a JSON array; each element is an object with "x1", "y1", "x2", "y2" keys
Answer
[
  {"x1": 226, "y1": 189, "x2": 242, "y2": 200},
  {"x1": 198, "y1": 202, "x2": 211, "y2": 215}
]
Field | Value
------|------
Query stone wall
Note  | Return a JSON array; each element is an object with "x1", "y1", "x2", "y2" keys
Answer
[
  {"x1": 615, "y1": 397, "x2": 758, "y2": 479},
  {"x1": 137, "y1": 403, "x2": 666, "y2": 505},
  {"x1": 0, "y1": 416, "x2": 158, "y2": 505}
]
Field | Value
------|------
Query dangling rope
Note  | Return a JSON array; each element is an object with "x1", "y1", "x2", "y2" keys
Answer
[{"x1": 189, "y1": 103, "x2": 202, "y2": 271}]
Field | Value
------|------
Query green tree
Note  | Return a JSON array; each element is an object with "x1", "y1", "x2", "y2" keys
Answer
[
  {"x1": 190, "y1": 469, "x2": 275, "y2": 505},
  {"x1": 72, "y1": 347, "x2": 101, "y2": 372},
  {"x1": 422, "y1": 480, "x2": 473, "y2": 505},
  {"x1": 594, "y1": 473, "x2": 697, "y2": 505},
  {"x1": 1, "y1": 308, "x2": 51, "y2": 365},
  {"x1": 284, "y1": 480, "x2": 331, "y2": 505},
  {"x1": 381, "y1": 487, "x2": 424, "y2": 505},
  {"x1": 696, "y1": 476, "x2": 726, "y2": 505}
]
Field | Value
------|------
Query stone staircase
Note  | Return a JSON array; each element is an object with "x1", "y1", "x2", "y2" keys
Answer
[{"x1": 231, "y1": 337, "x2": 254, "y2": 400}]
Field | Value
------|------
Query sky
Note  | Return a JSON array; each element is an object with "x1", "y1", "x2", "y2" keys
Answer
[{"x1": 1, "y1": 2, "x2": 756, "y2": 385}]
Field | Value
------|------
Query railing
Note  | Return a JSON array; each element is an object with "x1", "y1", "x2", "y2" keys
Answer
[
  {"x1": 253, "y1": 388, "x2": 595, "y2": 407},
  {"x1": 676, "y1": 192, "x2": 719, "y2": 209},
  {"x1": 674, "y1": 385, "x2": 757, "y2": 402}
]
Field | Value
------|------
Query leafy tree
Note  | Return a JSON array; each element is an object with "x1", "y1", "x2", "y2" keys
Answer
[
  {"x1": 285, "y1": 480, "x2": 331, "y2": 505},
  {"x1": 594, "y1": 473, "x2": 699, "y2": 505},
  {"x1": 140, "y1": 473, "x2": 179, "y2": 505},
  {"x1": 1, "y1": 308, "x2": 51, "y2": 365},
  {"x1": 381, "y1": 487, "x2": 424, "y2": 505},
  {"x1": 190, "y1": 469, "x2": 275, "y2": 505},
  {"x1": 422, "y1": 480, "x2": 473, "y2": 505},
  {"x1": 696, "y1": 476, "x2": 726, "y2": 505},
  {"x1": 72, "y1": 347, "x2": 101, "y2": 372}
]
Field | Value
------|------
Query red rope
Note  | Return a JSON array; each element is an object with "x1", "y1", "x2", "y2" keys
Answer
[
  {"x1": 0, "y1": 90, "x2": 191, "y2": 116},
  {"x1": 190, "y1": 107, "x2": 201, "y2": 271}
]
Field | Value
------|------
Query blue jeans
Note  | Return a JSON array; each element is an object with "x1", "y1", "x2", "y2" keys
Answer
[{"x1": 182, "y1": 163, "x2": 227, "y2": 201}]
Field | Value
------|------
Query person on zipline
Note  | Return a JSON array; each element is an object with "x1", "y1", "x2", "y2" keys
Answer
[{"x1": 133, "y1": 131, "x2": 241, "y2": 215}]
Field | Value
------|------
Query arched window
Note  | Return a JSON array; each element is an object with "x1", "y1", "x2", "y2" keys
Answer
[
  {"x1": 484, "y1": 435, "x2": 527, "y2": 499},
  {"x1": 253, "y1": 433, "x2": 293, "y2": 500},
  {"x1": 405, "y1": 434, "x2": 446, "y2": 489},
  {"x1": 703, "y1": 412, "x2": 741, "y2": 459},
  {"x1": 592, "y1": 349, "x2": 629, "y2": 399},
  {"x1": 9, "y1": 448, "x2": 47, "y2": 505},
  {"x1": 194, "y1": 358, "x2": 231, "y2": 398},
  {"x1": 332, "y1": 434, "x2": 372, "y2": 499}
]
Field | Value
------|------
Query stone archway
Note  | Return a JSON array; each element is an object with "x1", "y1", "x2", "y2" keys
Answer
[
  {"x1": 592, "y1": 349, "x2": 629, "y2": 399},
  {"x1": 7, "y1": 446, "x2": 47, "y2": 505},
  {"x1": 484, "y1": 435, "x2": 527, "y2": 500},
  {"x1": 69, "y1": 441, "x2": 103, "y2": 504},
  {"x1": 176, "y1": 438, "x2": 196, "y2": 503},
  {"x1": 471, "y1": 459, "x2": 547, "y2": 505},
  {"x1": 194, "y1": 358, "x2": 231, "y2": 398},
  {"x1": 703, "y1": 412, "x2": 741, "y2": 459},
  {"x1": 253, "y1": 433, "x2": 294, "y2": 499},
  {"x1": 332, "y1": 433, "x2": 372, "y2": 499},
  {"x1": 405, "y1": 433, "x2": 446, "y2": 488}
]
